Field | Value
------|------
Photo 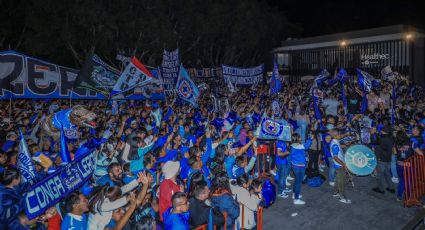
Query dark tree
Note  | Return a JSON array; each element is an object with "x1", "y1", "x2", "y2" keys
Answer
[{"x1": 0, "y1": 0, "x2": 300, "y2": 68}]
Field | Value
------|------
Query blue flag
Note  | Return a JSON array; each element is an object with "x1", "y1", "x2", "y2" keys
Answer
[
  {"x1": 337, "y1": 68, "x2": 348, "y2": 114},
  {"x1": 176, "y1": 65, "x2": 200, "y2": 107},
  {"x1": 256, "y1": 118, "x2": 291, "y2": 141},
  {"x1": 17, "y1": 129, "x2": 36, "y2": 184},
  {"x1": 314, "y1": 69, "x2": 330, "y2": 87},
  {"x1": 357, "y1": 68, "x2": 373, "y2": 92},
  {"x1": 270, "y1": 61, "x2": 282, "y2": 95},
  {"x1": 357, "y1": 68, "x2": 375, "y2": 114},
  {"x1": 60, "y1": 124, "x2": 72, "y2": 164}
]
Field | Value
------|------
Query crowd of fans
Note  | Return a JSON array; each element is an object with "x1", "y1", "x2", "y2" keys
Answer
[{"x1": 0, "y1": 73, "x2": 425, "y2": 230}]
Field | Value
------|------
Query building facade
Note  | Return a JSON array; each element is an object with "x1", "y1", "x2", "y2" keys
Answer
[{"x1": 272, "y1": 25, "x2": 425, "y2": 85}]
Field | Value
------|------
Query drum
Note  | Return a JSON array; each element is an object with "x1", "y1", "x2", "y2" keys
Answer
[{"x1": 344, "y1": 145, "x2": 377, "y2": 176}]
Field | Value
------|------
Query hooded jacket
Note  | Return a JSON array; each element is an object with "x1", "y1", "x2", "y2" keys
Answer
[
  {"x1": 211, "y1": 189, "x2": 240, "y2": 228},
  {"x1": 188, "y1": 197, "x2": 224, "y2": 229},
  {"x1": 290, "y1": 139, "x2": 312, "y2": 167},
  {"x1": 162, "y1": 207, "x2": 190, "y2": 230}
]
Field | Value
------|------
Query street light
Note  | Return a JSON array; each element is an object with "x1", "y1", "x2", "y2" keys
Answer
[
  {"x1": 405, "y1": 33, "x2": 413, "y2": 40},
  {"x1": 339, "y1": 40, "x2": 348, "y2": 67}
]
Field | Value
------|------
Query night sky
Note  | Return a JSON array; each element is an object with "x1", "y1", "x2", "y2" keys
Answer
[{"x1": 268, "y1": 0, "x2": 425, "y2": 37}]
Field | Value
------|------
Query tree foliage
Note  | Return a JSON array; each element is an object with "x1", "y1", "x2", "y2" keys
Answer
[{"x1": 0, "y1": 0, "x2": 300, "y2": 68}]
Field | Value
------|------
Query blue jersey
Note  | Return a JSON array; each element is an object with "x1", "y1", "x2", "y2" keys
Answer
[
  {"x1": 330, "y1": 139, "x2": 344, "y2": 169},
  {"x1": 61, "y1": 213, "x2": 88, "y2": 230},
  {"x1": 275, "y1": 141, "x2": 288, "y2": 165}
]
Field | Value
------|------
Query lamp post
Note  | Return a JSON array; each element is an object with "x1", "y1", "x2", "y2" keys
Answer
[
  {"x1": 405, "y1": 33, "x2": 414, "y2": 83},
  {"x1": 339, "y1": 40, "x2": 348, "y2": 69}
]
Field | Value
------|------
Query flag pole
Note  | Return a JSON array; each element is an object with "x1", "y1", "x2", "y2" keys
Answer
[{"x1": 69, "y1": 88, "x2": 73, "y2": 107}]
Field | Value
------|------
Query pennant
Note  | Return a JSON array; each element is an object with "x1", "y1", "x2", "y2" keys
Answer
[
  {"x1": 111, "y1": 56, "x2": 156, "y2": 96},
  {"x1": 17, "y1": 129, "x2": 36, "y2": 184},
  {"x1": 270, "y1": 61, "x2": 282, "y2": 95},
  {"x1": 256, "y1": 118, "x2": 291, "y2": 141},
  {"x1": 176, "y1": 65, "x2": 200, "y2": 107},
  {"x1": 60, "y1": 124, "x2": 72, "y2": 164},
  {"x1": 74, "y1": 54, "x2": 120, "y2": 95}
]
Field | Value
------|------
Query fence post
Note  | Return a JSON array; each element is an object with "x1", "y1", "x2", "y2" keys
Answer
[
  {"x1": 241, "y1": 203, "x2": 245, "y2": 230},
  {"x1": 257, "y1": 207, "x2": 263, "y2": 230},
  {"x1": 403, "y1": 155, "x2": 425, "y2": 207}
]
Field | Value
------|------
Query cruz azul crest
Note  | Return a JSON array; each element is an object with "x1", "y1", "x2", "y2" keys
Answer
[
  {"x1": 178, "y1": 80, "x2": 193, "y2": 99},
  {"x1": 262, "y1": 119, "x2": 283, "y2": 137},
  {"x1": 176, "y1": 65, "x2": 200, "y2": 106},
  {"x1": 256, "y1": 118, "x2": 291, "y2": 141}
]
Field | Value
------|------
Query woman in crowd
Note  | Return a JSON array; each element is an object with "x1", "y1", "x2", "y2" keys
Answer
[
  {"x1": 230, "y1": 174, "x2": 261, "y2": 230},
  {"x1": 290, "y1": 133, "x2": 312, "y2": 205},
  {"x1": 211, "y1": 172, "x2": 240, "y2": 228}
]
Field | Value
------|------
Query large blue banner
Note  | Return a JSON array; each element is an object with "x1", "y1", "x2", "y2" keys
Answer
[
  {"x1": 0, "y1": 51, "x2": 164, "y2": 100},
  {"x1": 222, "y1": 64, "x2": 263, "y2": 87},
  {"x1": 24, "y1": 150, "x2": 96, "y2": 219},
  {"x1": 161, "y1": 49, "x2": 179, "y2": 95}
]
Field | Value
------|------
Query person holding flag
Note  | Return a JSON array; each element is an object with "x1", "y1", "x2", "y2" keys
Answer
[
  {"x1": 17, "y1": 129, "x2": 37, "y2": 184},
  {"x1": 0, "y1": 168, "x2": 32, "y2": 229},
  {"x1": 270, "y1": 61, "x2": 282, "y2": 95},
  {"x1": 0, "y1": 131, "x2": 35, "y2": 229}
]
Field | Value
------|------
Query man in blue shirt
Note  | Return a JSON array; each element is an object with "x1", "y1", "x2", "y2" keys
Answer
[
  {"x1": 276, "y1": 141, "x2": 291, "y2": 198},
  {"x1": 329, "y1": 128, "x2": 352, "y2": 204},
  {"x1": 61, "y1": 191, "x2": 89, "y2": 230}
]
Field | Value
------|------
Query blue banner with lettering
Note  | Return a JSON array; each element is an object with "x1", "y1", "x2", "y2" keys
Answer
[
  {"x1": 161, "y1": 49, "x2": 180, "y2": 95},
  {"x1": 24, "y1": 150, "x2": 96, "y2": 219},
  {"x1": 0, "y1": 51, "x2": 164, "y2": 100},
  {"x1": 222, "y1": 64, "x2": 263, "y2": 87}
]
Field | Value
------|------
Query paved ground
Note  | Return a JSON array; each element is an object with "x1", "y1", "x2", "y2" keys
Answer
[{"x1": 262, "y1": 173, "x2": 421, "y2": 230}]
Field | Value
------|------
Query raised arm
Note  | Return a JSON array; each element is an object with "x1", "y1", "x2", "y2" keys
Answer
[{"x1": 236, "y1": 137, "x2": 257, "y2": 156}]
